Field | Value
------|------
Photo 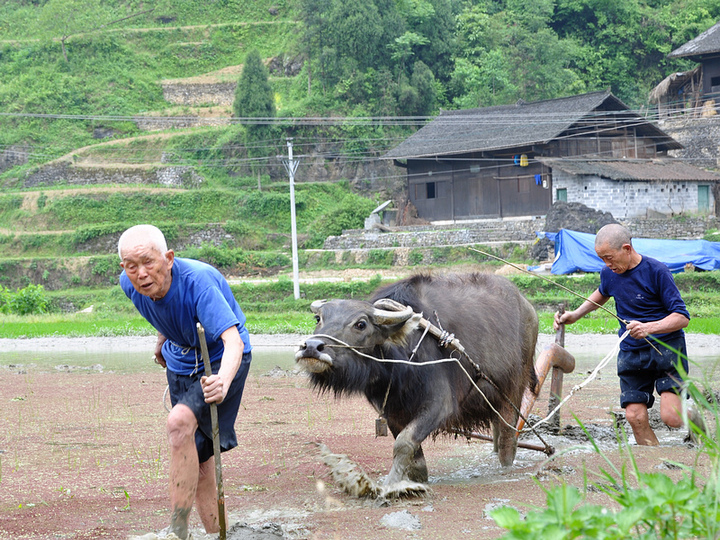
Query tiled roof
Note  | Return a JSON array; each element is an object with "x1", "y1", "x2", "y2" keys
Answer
[
  {"x1": 384, "y1": 91, "x2": 679, "y2": 159},
  {"x1": 539, "y1": 158, "x2": 720, "y2": 182},
  {"x1": 668, "y1": 20, "x2": 720, "y2": 59}
]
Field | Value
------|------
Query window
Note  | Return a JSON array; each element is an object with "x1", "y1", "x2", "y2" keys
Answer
[
  {"x1": 426, "y1": 182, "x2": 436, "y2": 199},
  {"x1": 556, "y1": 188, "x2": 567, "y2": 202}
]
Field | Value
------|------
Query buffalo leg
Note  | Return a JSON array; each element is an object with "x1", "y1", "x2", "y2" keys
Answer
[
  {"x1": 385, "y1": 424, "x2": 428, "y2": 484},
  {"x1": 494, "y1": 402, "x2": 519, "y2": 467}
]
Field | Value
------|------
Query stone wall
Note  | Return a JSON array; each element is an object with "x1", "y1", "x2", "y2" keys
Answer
[
  {"x1": 661, "y1": 116, "x2": 720, "y2": 170},
  {"x1": 161, "y1": 82, "x2": 236, "y2": 106},
  {"x1": 324, "y1": 215, "x2": 719, "y2": 251},
  {"x1": 624, "y1": 216, "x2": 720, "y2": 239},
  {"x1": 134, "y1": 115, "x2": 230, "y2": 131},
  {"x1": 0, "y1": 145, "x2": 30, "y2": 174},
  {"x1": 323, "y1": 218, "x2": 546, "y2": 250},
  {"x1": 22, "y1": 162, "x2": 204, "y2": 188}
]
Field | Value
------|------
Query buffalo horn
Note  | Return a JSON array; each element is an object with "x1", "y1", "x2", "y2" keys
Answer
[
  {"x1": 310, "y1": 299, "x2": 327, "y2": 314},
  {"x1": 372, "y1": 298, "x2": 415, "y2": 325}
]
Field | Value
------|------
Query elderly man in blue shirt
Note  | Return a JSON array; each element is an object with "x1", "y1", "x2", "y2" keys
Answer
[
  {"x1": 554, "y1": 224, "x2": 702, "y2": 446},
  {"x1": 118, "y1": 224, "x2": 252, "y2": 540}
]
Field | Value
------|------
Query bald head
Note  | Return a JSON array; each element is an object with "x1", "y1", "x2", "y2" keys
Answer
[
  {"x1": 595, "y1": 224, "x2": 632, "y2": 251},
  {"x1": 118, "y1": 224, "x2": 168, "y2": 259}
]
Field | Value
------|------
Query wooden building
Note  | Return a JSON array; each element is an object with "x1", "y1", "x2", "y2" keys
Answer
[
  {"x1": 384, "y1": 91, "x2": 683, "y2": 221},
  {"x1": 650, "y1": 20, "x2": 720, "y2": 117}
]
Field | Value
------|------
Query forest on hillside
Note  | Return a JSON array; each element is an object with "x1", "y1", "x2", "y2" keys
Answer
[{"x1": 1, "y1": 0, "x2": 720, "y2": 168}]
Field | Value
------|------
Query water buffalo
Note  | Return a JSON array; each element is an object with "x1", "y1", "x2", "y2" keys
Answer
[{"x1": 295, "y1": 272, "x2": 538, "y2": 493}]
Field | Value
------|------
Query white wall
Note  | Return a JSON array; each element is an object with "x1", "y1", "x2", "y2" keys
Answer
[{"x1": 552, "y1": 171, "x2": 715, "y2": 218}]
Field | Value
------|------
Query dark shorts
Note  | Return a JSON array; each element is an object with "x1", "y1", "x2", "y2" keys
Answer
[
  {"x1": 167, "y1": 351, "x2": 252, "y2": 463},
  {"x1": 617, "y1": 336, "x2": 688, "y2": 409}
]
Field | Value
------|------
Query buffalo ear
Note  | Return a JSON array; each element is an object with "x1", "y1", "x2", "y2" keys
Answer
[{"x1": 310, "y1": 299, "x2": 327, "y2": 314}]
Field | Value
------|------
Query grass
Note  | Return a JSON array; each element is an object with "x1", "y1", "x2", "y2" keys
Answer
[
  {"x1": 493, "y1": 363, "x2": 720, "y2": 538},
  {"x1": 1, "y1": 309, "x2": 718, "y2": 339}
]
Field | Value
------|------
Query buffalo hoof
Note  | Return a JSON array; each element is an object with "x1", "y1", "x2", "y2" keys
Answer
[{"x1": 380, "y1": 481, "x2": 430, "y2": 499}]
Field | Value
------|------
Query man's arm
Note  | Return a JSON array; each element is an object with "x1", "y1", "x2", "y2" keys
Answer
[
  {"x1": 625, "y1": 313, "x2": 689, "y2": 340},
  {"x1": 554, "y1": 289, "x2": 610, "y2": 330},
  {"x1": 200, "y1": 325, "x2": 244, "y2": 404},
  {"x1": 154, "y1": 332, "x2": 167, "y2": 368}
]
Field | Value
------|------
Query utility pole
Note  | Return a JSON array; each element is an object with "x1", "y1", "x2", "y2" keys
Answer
[{"x1": 282, "y1": 138, "x2": 301, "y2": 300}]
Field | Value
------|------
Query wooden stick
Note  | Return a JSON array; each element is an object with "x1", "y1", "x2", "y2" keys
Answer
[
  {"x1": 548, "y1": 304, "x2": 566, "y2": 432},
  {"x1": 449, "y1": 428, "x2": 555, "y2": 455},
  {"x1": 197, "y1": 323, "x2": 227, "y2": 540}
]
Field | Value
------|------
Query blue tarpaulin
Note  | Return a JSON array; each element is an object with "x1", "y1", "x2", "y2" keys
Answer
[{"x1": 540, "y1": 229, "x2": 720, "y2": 274}]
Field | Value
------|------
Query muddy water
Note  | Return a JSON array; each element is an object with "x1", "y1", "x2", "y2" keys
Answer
[{"x1": 0, "y1": 344, "x2": 297, "y2": 375}]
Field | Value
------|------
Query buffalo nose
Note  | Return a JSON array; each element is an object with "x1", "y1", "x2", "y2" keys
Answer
[{"x1": 301, "y1": 338, "x2": 325, "y2": 356}]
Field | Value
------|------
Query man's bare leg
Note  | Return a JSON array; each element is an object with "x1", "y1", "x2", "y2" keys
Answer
[
  {"x1": 167, "y1": 404, "x2": 200, "y2": 539},
  {"x1": 625, "y1": 403, "x2": 659, "y2": 445},
  {"x1": 659, "y1": 391, "x2": 683, "y2": 429},
  {"x1": 195, "y1": 457, "x2": 224, "y2": 533}
]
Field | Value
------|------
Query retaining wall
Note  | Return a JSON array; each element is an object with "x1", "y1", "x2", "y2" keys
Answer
[
  {"x1": 161, "y1": 82, "x2": 236, "y2": 106},
  {"x1": 22, "y1": 162, "x2": 204, "y2": 188},
  {"x1": 324, "y1": 216, "x2": 720, "y2": 251}
]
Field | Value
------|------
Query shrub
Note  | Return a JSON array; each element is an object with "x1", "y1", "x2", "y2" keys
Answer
[
  {"x1": 8, "y1": 284, "x2": 49, "y2": 315},
  {"x1": 0, "y1": 286, "x2": 9, "y2": 314},
  {"x1": 493, "y1": 366, "x2": 719, "y2": 539}
]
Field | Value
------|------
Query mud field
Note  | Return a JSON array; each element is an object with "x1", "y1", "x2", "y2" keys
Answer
[{"x1": 0, "y1": 333, "x2": 718, "y2": 540}]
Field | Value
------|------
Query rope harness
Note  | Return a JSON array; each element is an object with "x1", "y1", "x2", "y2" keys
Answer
[{"x1": 306, "y1": 308, "x2": 630, "y2": 445}]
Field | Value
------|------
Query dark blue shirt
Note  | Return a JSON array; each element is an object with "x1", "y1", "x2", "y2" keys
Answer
[
  {"x1": 598, "y1": 255, "x2": 689, "y2": 351},
  {"x1": 121, "y1": 257, "x2": 252, "y2": 375}
]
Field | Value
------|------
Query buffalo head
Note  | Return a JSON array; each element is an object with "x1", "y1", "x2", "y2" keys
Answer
[{"x1": 295, "y1": 298, "x2": 419, "y2": 378}]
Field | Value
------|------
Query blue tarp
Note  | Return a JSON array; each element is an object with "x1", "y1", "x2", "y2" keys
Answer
[{"x1": 540, "y1": 229, "x2": 720, "y2": 274}]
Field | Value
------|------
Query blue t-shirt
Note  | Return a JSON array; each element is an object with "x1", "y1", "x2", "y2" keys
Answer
[
  {"x1": 598, "y1": 255, "x2": 690, "y2": 351},
  {"x1": 120, "y1": 257, "x2": 252, "y2": 375}
]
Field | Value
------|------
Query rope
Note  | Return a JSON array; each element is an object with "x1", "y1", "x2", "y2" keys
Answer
[
  {"x1": 521, "y1": 329, "x2": 630, "y2": 432},
  {"x1": 307, "y1": 328, "x2": 631, "y2": 438},
  {"x1": 308, "y1": 333, "x2": 525, "y2": 433}
]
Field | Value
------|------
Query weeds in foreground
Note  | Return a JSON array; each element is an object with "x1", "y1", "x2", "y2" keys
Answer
[{"x1": 492, "y1": 368, "x2": 719, "y2": 539}]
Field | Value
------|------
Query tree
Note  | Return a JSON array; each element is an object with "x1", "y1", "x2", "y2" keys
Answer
[
  {"x1": 233, "y1": 49, "x2": 277, "y2": 183},
  {"x1": 39, "y1": 0, "x2": 103, "y2": 62},
  {"x1": 234, "y1": 49, "x2": 276, "y2": 136},
  {"x1": 410, "y1": 60, "x2": 437, "y2": 115},
  {"x1": 449, "y1": 1, "x2": 583, "y2": 106}
]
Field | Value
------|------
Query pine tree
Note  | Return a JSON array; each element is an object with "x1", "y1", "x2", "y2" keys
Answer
[
  {"x1": 233, "y1": 49, "x2": 275, "y2": 124},
  {"x1": 233, "y1": 49, "x2": 277, "y2": 183}
]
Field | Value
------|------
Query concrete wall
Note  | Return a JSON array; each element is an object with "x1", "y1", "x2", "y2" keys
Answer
[{"x1": 552, "y1": 170, "x2": 713, "y2": 218}]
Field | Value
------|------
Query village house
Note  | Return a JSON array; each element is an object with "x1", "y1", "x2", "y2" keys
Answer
[
  {"x1": 384, "y1": 90, "x2": 720, "y2": 221},
  {"x1": 649, "y1": 20, "x2": 720, "y2": 117}
]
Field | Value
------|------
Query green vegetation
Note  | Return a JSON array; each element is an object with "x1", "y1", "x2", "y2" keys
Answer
[
  {"x1": 493, "y1": 367, "x2": 719, "y2": 539},
  {"x1": 1, "y1": 0, "x2": 719, "y2": 163},
  {"x1": 2, "y1": 271, "x2": 718, "y2": 338},
  {"x1": 0, "y1": 0, "x2": 718, "y2": 340}
]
